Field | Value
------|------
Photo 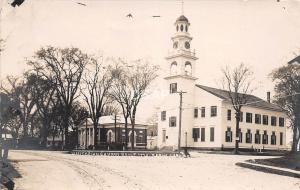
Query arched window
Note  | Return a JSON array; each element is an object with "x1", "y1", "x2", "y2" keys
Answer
[
  {"x1": 185, "y1": 25, "x2": 188, "y2": 32},
  {"x1": 171, "y1": 61, "x2": 178, "y2": 75},
  {"x1": 180, "y1": 25, "x2": 184, "y2": 32},
  {"x1": 176, "y1": 25, "x2": 179, "y2": 32},
  {"x1": 106, "y1": 130, "x2": 115, "y2": 143},
  {"x1": 185, "y1": 61, "x2": 192, "y2": 75}
]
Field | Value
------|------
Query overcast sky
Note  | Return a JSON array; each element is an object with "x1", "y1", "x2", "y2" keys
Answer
[{"x1": 1, "y1": 0, "x2": 300, "y2": 120}]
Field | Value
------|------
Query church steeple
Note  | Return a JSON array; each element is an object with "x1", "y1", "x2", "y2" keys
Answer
[
  {"x1": 166, "y1": 14, "x2": 198, "y2": 79},
  {"x1": 175, "y1": 15, "x2": 190, "y2": 33}
]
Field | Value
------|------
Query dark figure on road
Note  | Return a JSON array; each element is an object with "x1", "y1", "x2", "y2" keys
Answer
[{"x1": 183, "y1": 147, "x2": 190, "y2": 158}]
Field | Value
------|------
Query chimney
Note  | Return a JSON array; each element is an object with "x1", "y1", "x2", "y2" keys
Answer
[{"x1": 267, "y1": 92, "x2": 271, "y2": 103}]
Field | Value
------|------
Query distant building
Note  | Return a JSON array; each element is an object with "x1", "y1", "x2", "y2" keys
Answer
[
  {"x1": 77, "y1": 116, "x2": 148, "y2": 149},
  {"x1": 288, "y1": 55, "x2": 300, "y2": 65},
  {"x1": 157, "y1": 14, "x2": 287, "y2": 151}
]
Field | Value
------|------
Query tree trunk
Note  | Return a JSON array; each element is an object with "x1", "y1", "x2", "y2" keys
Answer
[
  {"x1": 131, "y1": 122, "x2": 135, "y2": 150},
  {"x1": 52, "y1": 129, "x2": 55, "y2": 149},
  {"x1": 93, "y1": 123, "x2": 98, "y2": 149},
  {"x1": 22, "y1": 116, "x2": 28, "y2": 138},
  {"x1": 234, "y1": 111, "x2": 240, "y2": 154},
  {"x1": 131, "y1": 110, "x2": 136, "y2": 150},
  {"x1": 124, "y1": 117, "x2": 128, "y2": 150},
  {"x1": 291, "y1": 118, "x2": 299, "y2": 153}
]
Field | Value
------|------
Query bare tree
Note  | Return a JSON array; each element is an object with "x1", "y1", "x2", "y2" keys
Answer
[
  {"x1": 28, "y1": 46, "x2": 89, "y2": 149},
  {"x1": 110, "y1": 62, "x2": 131, "y2": 149},
  {"x1": 81, "y1": 59, "x2": 114, "y2": 148},
  {"x1": 110, "y1": 59, "x2": 159, "y2": 150},
  {"x1": 1, "y1": 75, "x2": 37, "y2": 138},
  {"x1": 271, "y1": 64, "x2": 300, "y2": 153},
  {"x1": 70, "y1": 102, "x2": 89, "y2": 147},
  {"x1": 221, "y1": 63, "x2": 254, "y2": 154},
  {"x1": 25, "y1": 72, "x2": 58, "y2": 146}
]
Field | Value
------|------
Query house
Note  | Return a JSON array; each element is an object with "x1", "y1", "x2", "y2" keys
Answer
[
  {"x1": 157, "y1": 14, "x2": 287, "y2": 151},
  {"x1": 77, "y1": 116, "x2": 148, "y2": 149}
]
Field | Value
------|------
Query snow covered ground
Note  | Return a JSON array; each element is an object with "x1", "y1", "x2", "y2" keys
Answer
[{"x1": 8, "y1": 150, "x2": 300, "y2": 190}]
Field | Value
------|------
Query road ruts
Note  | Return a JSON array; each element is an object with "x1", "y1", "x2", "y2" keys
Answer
[{"x1": 17, "y1": 151, "x2": 149, "y2": 190}]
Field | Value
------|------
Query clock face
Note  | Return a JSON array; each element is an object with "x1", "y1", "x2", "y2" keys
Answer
[
  {"x1": 173, "y1": 42, "x2": 178, "y2": 49},
  {"x1": 185, "y1": 41, "x2": 190, "y2": 49}
]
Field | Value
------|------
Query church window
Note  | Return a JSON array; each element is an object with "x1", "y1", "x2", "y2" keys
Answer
[
  {"x1": 173, "y1": 41, "x2": 178, "y2": 49},
  {"x1": 176, "y1": 25, "x2": 179, "y2": 32},
  {"x1": 185, "y1": 61, "x2": 192, "y2": 75},
  {"x1": 185, "y1": 25, "x2": 188, "y2": 32},
  {"x1": 271, "y1": 131, "x2": 276, "y2": 145},
  {"x1": 192, "y1": 128, "x2": 200, "y2": 142},
  {"x1": 201, "y1": 107, "x2": 205, "y2": 117},
  {"x1": 201, "y1": 128, "x2": 205, "y2": 142},
  {"x1": 280, "y1": 132, "x2": 283, "y2": 145},
  {"x1": 279, "y1": 117, "x2": 284, "y2": 127},
  {"x1": 262, "y1": 130, "x2": 268, "y2": 144},
  {"x1": 255, "y1": 130, "x2": 261, "y2": 144},
  {"x1": 227, "y1": 109, "x2": 231, "y2": 121},
  {"x1": 271, "y1": 116, "x2": 277, "y2": 126},
  {"x1": 255, "y1": 114, "x2": 261, "y2": 124},
  {"x1": 210, "y1": 127, "x2": 215, "y2": 142},
  {"x1": 161, "y1": 111, "x2": 166, "y2": 121},
  {"x1": 194, "y1": 108, "x2": 198, "y2": 118},
  {"x1": 246, "y1": 129, "x2": 252, "y2": 143},
  {"x1": 170, "y1": 61, "x2": 178, "y2": 75},
  {"x1": 225, "y1": 127, "x2": 232, "y2": 142},
  {"x1": 169, "y1": 116, "x2": 176, "y2": 127},
  {"x1": 185, "y1": 41, "x2": 190, "y2": 49},
  {"x1": 263, "y1": 115, "x2": 268, "y2": 125},
  {"x1": 210, "y1": 106, "x2": 217, "y2": 117},
  {"x1": 170, "y1": 83, "x2": 177, "y2": 94},
  {"x1": 246, "y1": 112, "x2": 252, "y2": 123},
  {"x1": 180, "y1": 24, "x2": 184, "y2": 31}
]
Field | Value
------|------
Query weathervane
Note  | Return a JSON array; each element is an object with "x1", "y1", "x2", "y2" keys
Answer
[{"x1": 181, "y1": 0, "x2": 184, "y2": 15}]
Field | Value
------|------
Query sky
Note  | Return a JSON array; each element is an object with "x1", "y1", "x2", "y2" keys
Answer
[{"x1": 1, "y1": 0, "x2": 300, "y2": 121}]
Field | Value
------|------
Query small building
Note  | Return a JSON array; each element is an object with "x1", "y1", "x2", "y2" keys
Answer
[{"x1": 78, "y1": 116, "x2": 148, "y2": 149}]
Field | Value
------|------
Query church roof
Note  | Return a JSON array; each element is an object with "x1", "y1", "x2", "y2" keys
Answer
[
  {"x1": 85, "y1": 115, "x2": 148, "y2": 126},
  {"x1": 176, "y1": 15, "x2": 189, "y2": 22},
  {"x1": 288, "y1": 55, "x2": 300, "y2": 64},
  {"x1": 196, "y1": 84, "x2": 284, "y2": 112}
]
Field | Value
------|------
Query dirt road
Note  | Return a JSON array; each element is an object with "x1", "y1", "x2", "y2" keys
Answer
[{"x1": 8, "y1": 150, "x2": 300, "y2": 190}]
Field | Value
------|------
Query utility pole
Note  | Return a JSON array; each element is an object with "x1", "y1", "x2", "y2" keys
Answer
[
  {"x1": 177, "y1": 91, "x2": 186, "y2": 153},
  {"x1": 113, "y1": 115, "x2": 120, "y2": 143},
  {"x1": 85, "y1": 117, "x2": 88, "y2": 149},
  {"x1": 0, "y1": 4, "x2": 3, "y2": 163}
]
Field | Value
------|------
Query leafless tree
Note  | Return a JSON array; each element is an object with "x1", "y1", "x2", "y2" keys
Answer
[
  {"x1": 271, "y1": 64, "x2": 300, "y2": 153},
  {"x1": 110, "y1": 62, "x2": 131, "y2": 149},
  {"x1": 25, "y1": 72, "x2": 58, "y2": 146},
  {"x1": 110, "y1": 59, "x2": 159, "y2": 150},
  {"x1": 28, "y1": 46, "x2": 89, "y2": 148},
  {"x1": 81, "y1": 58, "x2": 114, "y2": 148},
  {"x1": 221, "y1": 63, "x2": 254, "y2": 154},
  {"x1": 1, "y1": 75, "x2": 37, "y2": 138}
]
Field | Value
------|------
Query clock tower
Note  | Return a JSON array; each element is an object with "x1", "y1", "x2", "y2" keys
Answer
[
  {"x1": 158, "y1": 14, "x2": 198, "y2": 150},
  {"x1": 166, "y1": 15, "x2": 198, "y2": 79}
]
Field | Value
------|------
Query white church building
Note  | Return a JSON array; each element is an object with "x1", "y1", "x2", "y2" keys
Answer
[{"x1": 157, "y1": 15, "x2": 287, "y2": 151}]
